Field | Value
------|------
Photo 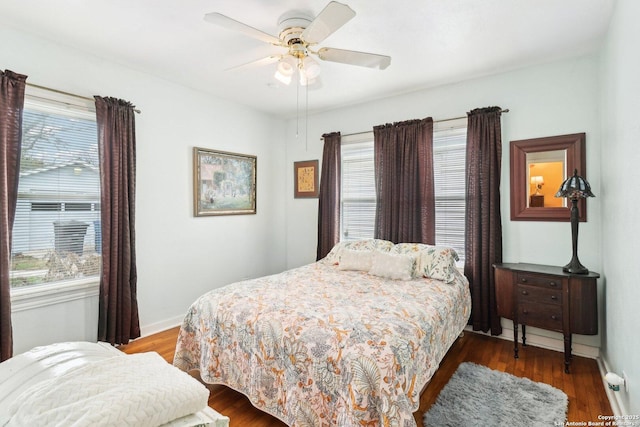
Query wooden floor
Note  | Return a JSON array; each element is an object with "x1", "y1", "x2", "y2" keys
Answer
[{"x1": 119, "y1": 327, "x2": 612, "y2": 426}]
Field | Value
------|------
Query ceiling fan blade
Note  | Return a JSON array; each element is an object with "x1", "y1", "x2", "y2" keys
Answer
[
  {"x1": 225, "y1": 55, "x2": 282, "y2": 72},
  {"x1": 204, "y1": 12, "x2": 281, "y2": 45},
  {"x1": 317, "y1": 47, "x2": 391, "y2": 70},
  {"x1": 301, "y1": 2, "x2": 356, "y2": 45}
]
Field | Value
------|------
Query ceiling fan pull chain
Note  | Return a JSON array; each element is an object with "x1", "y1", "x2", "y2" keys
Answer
[
  {"x1": 305, "y1": 82, "x2": 309, "y2": 151},
  {"x1": 296, "y1": 77, "x2": 300, "y2": 138}
]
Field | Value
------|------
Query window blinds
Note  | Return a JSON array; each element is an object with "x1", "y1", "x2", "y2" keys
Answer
[
  {"x1": 341, "y1": 140, "x2": 376, "y2": 241},
  {"x1": 10, "y1": 90, "x2": 101, "y2": 289},
  {"x1": 433, "y1": 128, "x2": 467, "y2": 263}
]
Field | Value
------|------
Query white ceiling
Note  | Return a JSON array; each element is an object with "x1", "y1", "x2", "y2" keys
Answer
[{"x1": 0, "y1": 0, "x2": 614, "y2": 119}]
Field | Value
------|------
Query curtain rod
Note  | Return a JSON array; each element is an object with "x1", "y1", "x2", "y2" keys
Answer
[
  {"x1": 321, "y1": 108, "x2": 509, "y2": 140},
  {"x1": 26, "y1": 82, "x2": 141, "y2": 114}
]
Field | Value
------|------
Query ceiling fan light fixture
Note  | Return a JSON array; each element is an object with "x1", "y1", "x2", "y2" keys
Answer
[
  {"x1": 301, "y1": 56, "x2": 321, "y2": 80},
  {"x1": 274, "y1": 69, "x2": 293, "y2": 85},
  {"x1": 275, "y1": 56, "x2": 296, "y2": 85},
  {"x1": 277, "y1": 56, "x2": 296, "y2": 75}
]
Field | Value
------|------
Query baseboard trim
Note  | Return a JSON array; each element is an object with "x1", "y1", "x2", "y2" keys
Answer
[
  {"x1": 139, "y1": 315, "x2": 183, "y2": 338},
  {"x1": 501, "y1": 325, "x2": 599, "y2": 359},
  {"x1": 598, "y1": 355, "x2": 629, "y2": 416},
  {"x1": 466, "y1": 325, "x2": 600, "y2": 359}
]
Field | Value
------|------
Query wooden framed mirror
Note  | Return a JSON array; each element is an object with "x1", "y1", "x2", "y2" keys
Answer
[{"x1": 510, "y1": 133, "x2": 587, "y2": 222}]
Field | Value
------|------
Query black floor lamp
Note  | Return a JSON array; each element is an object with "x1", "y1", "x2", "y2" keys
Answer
[{"x1": 555, "y1": 169, "x2": 595, "y2": 274}]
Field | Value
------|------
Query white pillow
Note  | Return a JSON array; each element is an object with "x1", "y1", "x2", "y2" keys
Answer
[
  {"x1": 324, "y1": 239, "x2": 395, "y2": 265},
  {"x1": 338, "y1": 248, "x2": 373, "y2": 271},
  {"x1": 369, "y1": 251, "x2": 416, "y2": 281}
]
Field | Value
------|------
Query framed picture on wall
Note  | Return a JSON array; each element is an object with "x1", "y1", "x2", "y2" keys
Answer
[
  {"x1": 294, "y1": 160, "x2": 319, "y2": 198},
  {"x1": 193, "y1": 147, "x2": 257, "y2": 216}
]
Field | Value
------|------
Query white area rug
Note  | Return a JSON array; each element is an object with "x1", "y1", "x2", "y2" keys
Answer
[{"x1": 424, "y1": 362, "x2": 568, "y2": 426}]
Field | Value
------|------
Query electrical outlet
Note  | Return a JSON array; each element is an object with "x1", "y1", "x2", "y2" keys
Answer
[{"x1": 623, "y1": 371, "x2": 629, "y2": 392}]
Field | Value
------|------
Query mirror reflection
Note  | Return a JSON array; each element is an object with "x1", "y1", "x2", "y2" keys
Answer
[
  {"x1": 510, "y1": 132, "x2": 586, "y2": 222},
  {"x1": 526, "y1": 150, "x2": 567, "y2": 208}
]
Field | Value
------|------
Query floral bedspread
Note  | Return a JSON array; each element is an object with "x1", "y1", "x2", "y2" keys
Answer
[{"x1": 174, "y1": 261, "x2": 471, "y2": 427}]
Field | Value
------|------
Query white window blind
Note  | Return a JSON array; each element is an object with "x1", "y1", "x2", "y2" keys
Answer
[
  {"x1": 433, "y1": 125, "x2": 467, "y2": 263},
  {"x1": 10, "y1": 88, "x2": 101, "y2": 289},
  {"x1": 339, "y1": 123, "x2": 467, "y2": 262},
  {"x1": 341, "y1": 139, "x2": 376, "y2": 241}
]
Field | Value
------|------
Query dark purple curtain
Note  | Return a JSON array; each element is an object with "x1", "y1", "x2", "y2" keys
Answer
[
  {"x1": 316, "y1": 132, "x2": 341, "y2": 260},
  {"x1": 465, "y1": 106, "x2": 503, "y2": 335},
  {"x1": 373, "y1": 118, "x2": 435, "y2": 244},
  {"x1": 95, "y1": 96, "x2": 140, "y2": 345},
  {"x1": 0, "y1": 70, "x2": 27, "y2": 362}
]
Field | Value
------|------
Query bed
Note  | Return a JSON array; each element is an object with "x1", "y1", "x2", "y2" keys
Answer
[
  {"x1": 174, "y1": 240, "x2": 471, "y2": 427},
  {"x1": 0, "y1": 341, "x2": 229, "y2": 427}
]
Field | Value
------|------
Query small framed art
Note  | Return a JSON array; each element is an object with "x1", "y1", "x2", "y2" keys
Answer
[
  {"x1": 193, "y1": 147, "x2": 257, "y2": 216},
  {"x1": 294, "y1": 160, "x2": 319, "y2": 198}
]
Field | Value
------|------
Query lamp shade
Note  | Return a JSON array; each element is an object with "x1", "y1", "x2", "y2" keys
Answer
[
  {"x1": 555, "y1": 169, "x2": 594, "y2": 199},
  {"x1": 531, "y1": 175, "x2": 544, "y2": 186}
]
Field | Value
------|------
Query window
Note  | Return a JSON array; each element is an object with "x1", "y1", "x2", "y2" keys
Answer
[
  {"x1": 339, "y1": 120, "x2": 467, "y2": 262},
  {"x1": 340, "y1": 135, "x2": 376, "y2": 241},
  {"x1": 10, "y1": 87, "x2": 101, "y2": 290},
  {"x1": 433, "y1": 124, "x2": 467, "y2": 261}
]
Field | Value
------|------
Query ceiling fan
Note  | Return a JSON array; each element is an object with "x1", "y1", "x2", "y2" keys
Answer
[{"x1": 204, "y1": 1, "x2": 391, "y2": 86}]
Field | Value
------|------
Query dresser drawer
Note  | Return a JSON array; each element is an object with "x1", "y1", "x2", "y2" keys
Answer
[
  {"x1": 518, "y1": 302, "x2": 563, "y2": 331},
  {"x1": 516, "y1": 284, "x2": 562, "y2": 305},
  {"x1": 516, "y1": 273, "x2": 562, "y2": 289}
]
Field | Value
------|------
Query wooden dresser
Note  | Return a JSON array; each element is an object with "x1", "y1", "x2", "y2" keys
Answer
[
  {"x1": 493, "y1": 263, "x2": 599, "y2": 373},
  {"x1": 529, "y1": 194, "x2": 544, "y2": 207}
]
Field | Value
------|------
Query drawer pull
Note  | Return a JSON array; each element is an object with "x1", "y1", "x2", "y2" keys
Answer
[
  {"x1": 551, "y1": 315, "x2": 558, "y2": 320},
  {"x1": 520, "y1": 278, "x2": 527, "y2": 283},
  {"x1": 550, "y1": 295, "x2": 558, "y2": 300},
  {"x1": 521, "y1": 290, "x2": 529, "y2": 295},
  {"x1": 522, "y1": 310, "x2": 528, "y2": 315},
  {"x1": 548, "y1": 281, "x2": 557, "y2": 287}
]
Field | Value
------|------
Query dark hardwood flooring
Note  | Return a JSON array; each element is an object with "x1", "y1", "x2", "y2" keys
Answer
[{"x1": 119, "y1": 327, "x2": 612, "y2": 426}]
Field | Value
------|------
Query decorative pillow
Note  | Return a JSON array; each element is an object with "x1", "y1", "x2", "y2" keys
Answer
[
  {"x1": 323, "y1": 239, "x2": 395, "y2": 265},
  {"x1": 368, "y1": 251, "x2": 416, "y2": 281},
  {"x1": 370, "y1": 239, "x2": 396, "y2": 252},
  {"x1": 323, "y1": 241, "x2": 352, "y2": 265},
  {"x1": 390, "y1": 243, "x2": 431, "y2": 255},
  {"x1": 338, "y1": 248, "x2": 373, "y2": 271},
  {"x1": 417, "y1": 246, "x2": 460, "y2": 283}
]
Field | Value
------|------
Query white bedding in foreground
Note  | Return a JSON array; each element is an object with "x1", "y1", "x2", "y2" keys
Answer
[{"x1": 4, "y1": 352, "x2": 209, "y2": 427}]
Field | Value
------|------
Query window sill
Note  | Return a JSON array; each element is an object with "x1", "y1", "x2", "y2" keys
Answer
[{"x1": 10, "y1": 278, "x2": 100, "y2": 313}]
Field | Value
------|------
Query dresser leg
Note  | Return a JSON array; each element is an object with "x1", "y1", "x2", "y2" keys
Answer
[
  {"x1": 569, "y1": 335, "x2": 573, "y2": 360},
  {"x1": 513, "y1": 321, "x2": 519, "y2": 359},
  {"x1": 522, "y1": 324, "x2": 527, "y2": 347},
  {"x1": 563, "y1": 334, "x2": 572, "y2": 373}
]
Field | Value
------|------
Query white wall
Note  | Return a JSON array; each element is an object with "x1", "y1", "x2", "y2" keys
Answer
[
  {"x1": 2, "y1": 25, "x2": 288, "y2": 353},
  {"x1": 286, "y1": 55, "x2": 603, "y2": 350},
  {"x1": 600, "y1": 0, "x2": 640, "y2": 415}
]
